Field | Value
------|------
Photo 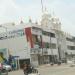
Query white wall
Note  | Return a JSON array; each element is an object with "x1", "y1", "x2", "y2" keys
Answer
[
  {"x1": 47, "y1": 49, "x2": 58, "y2": 55},
  {"x1": 0, "y1": 39, "x2": 8, "y2": 59},
  {"x1": 42, "y1": 35, "x2": 57, "y2": 43},
  {"x1": 66, "y1": 41, "x2": 75, "y2": 46},
  {"x1": 67, "y1": 50, "x2": 75, "y2": 54},
  {"x1": 66, "y1": 41, "x2": 75, "y2": 54},
  {"x1": 0, "y1": 35, "x2": 30, "y2": 60}
]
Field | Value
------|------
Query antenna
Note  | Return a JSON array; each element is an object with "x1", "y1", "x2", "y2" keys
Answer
[{"x1": 41, "y1": 0, "x2": 44, "y2": 13}]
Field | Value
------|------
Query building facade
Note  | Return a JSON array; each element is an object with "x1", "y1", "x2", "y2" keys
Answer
[{"x1": 0, "y1": 13, "x2": 75, "y2": 67}]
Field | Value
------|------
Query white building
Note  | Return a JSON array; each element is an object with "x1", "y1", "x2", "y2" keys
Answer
[
  {"x1": 0, "y1": 13, "x2": 75, "y2": 67},
  {"x1": 65, "y1": 33, "x2": 75, "y2": 60}
]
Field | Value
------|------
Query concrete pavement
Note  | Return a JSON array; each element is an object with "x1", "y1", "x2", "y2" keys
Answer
[{"x1": 8, "y1": 64, "x2": 75, "y2": 75}]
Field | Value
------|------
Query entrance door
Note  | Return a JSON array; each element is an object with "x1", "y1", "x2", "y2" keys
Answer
[{"x1": 19, "y1": 59, "x2": 30, "y2": 68}]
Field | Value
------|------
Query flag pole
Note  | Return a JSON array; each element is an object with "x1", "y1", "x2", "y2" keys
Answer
[
  {"x1": 41, "y1": 0, "x2": 44, "y2": 13},
  {"x1": 40, "y1": 0, "x2": 44, "y2": 64}
]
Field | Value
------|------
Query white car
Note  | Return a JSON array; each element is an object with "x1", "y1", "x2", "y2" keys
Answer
[{"x1": 3, "y1": 64, "x2": 12, "y2": 71}]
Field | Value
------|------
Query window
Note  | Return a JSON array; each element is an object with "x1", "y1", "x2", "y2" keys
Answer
[
  {"x1": 45, "y1": 43, "x2": 49, "y2": 48},
  {"x1": 67, "y1": 45, "x2": 75, "y2": 50},
  {"x1": 32, "y1": 27, "x2": 41, "y2": 31},
  {"x1": 0, "y1": 29, "x2": 25, "y2": 40},
  {"x1": 41, "y1": 42, "x2": 56, "y2": 49},
  {"x1": 50, "y1": 33, "x2": 55, "y2": 37},
  {"x1": 42, "y1": 31, "x2": 49, "y2": 36},
  {"x1": 32, "y1": 34, "x2": 39, "y2": 44},
  {"x1": 66, "y1": 37, "x2": 74, "y2": 42},
  {"x1": 50, "y1": 43, "x2": 56, "y2": 49},
  {"x1": 42, "y1": 31, "x2": 55, "y2": 37}
]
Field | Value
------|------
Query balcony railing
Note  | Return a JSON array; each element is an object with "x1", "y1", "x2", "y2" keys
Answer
[
  {"x1": 30, "y1": 48, "x2": 48, "y2": 55},
  {"x1": 43, "y1": 48, "x2": 48, "y2": 55}
]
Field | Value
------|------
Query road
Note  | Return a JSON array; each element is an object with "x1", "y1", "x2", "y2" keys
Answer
[{"x1": 8, "y1": 64, "x2": 75, "y2": 75}]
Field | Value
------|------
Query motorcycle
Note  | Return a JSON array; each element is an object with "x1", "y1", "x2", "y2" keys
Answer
[
  {"x1": 23, "y1": 67, "x2": 40, "y2": 75},
  {"x1": 28, "y1": 68, "x2": 40, "y2": 75}
]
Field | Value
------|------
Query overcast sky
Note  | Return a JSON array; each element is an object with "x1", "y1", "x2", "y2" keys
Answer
[{"x1": 0, "y1": 0, "x2": 75, "y2": 35}]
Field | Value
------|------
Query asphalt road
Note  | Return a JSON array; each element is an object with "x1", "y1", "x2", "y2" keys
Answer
[{"x1": 8, "y1": 64, "x2": 75, "y2": 75}]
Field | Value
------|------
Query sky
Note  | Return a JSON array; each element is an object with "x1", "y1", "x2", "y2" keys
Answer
[{"x1": 0, "y1": 0, "x2": 75, "y2": 35}]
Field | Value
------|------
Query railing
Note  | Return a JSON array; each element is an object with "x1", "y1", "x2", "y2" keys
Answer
[
  {"x1": 30, "y1": 48, "x2": 41, "y2": 54},
  {"x1": 30, "y1": 48, "x2": 48, "y2": 55}
]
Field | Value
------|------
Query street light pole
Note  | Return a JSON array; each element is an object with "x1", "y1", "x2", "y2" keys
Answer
[
  {"x1": 41, "y1": 28, "x2": 44, "y2": 64},
  {"x1": 41, "y1": 0, "x2": 44, "y2": 13},
  {"x1": 49, "y1": 33, "x2": 54, "y2": 64},
  {"x1": 40, "y1": 0, "x2": 45, "y2": 65}
]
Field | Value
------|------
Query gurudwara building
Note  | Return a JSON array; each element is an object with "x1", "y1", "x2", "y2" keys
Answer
[{"x1": 0, "y1": 13, "x2": 75, "y2": 68}]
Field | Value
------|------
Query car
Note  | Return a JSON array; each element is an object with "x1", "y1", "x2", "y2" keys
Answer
[{"x1": 3, "y1": 64, "x2": 12, "y2": 71}]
